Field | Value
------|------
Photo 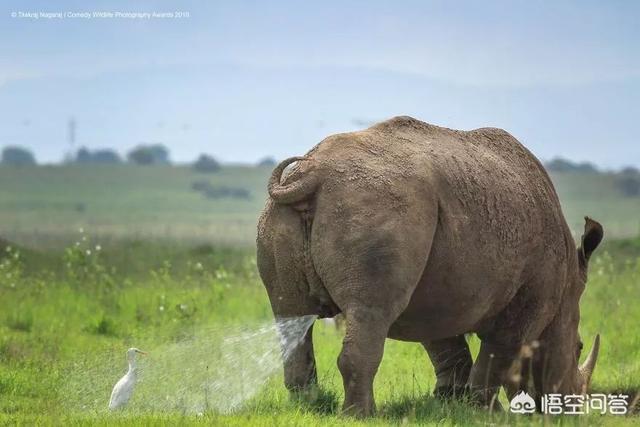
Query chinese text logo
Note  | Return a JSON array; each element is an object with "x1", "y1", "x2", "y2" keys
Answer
[{"x1": 509, "y1": 392, "x2": 628, "y2": 415}]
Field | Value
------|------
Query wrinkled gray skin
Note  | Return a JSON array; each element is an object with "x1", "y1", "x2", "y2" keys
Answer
[{"x1": 257, "y1": 116, "x2": 603, "y2": 416}]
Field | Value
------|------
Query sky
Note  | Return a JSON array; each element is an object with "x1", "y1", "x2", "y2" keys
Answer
[{"x1": 0, "y1": 0, "x2": 638, "y2": 167}]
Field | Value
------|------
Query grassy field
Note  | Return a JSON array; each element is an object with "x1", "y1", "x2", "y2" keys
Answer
[
  {"x1": 0, "y1": 164, "x2": 639, "y2": 425},
  {"x1": 0, "y1": 165, "x2": 639, "y2": 248},
  {"x1": 0, "y1": 165, "x2": 272, "y2": 248},
  {"x1": 552, "y1": 172, "x2": 640, "y2": 239},
  {"x1": 0, "y1": 234, "x2": 638, "y2": 425}
]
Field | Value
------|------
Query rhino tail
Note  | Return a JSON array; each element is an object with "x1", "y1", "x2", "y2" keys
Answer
[{"x1": 268, "y1": 156, "x2": 319, "y2": 204}]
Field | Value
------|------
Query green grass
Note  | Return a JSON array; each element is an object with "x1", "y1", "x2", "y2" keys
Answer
[
  {"x1": 552, "y1": 172, "x2": 640, "y2": 239},
  {"x1": 1, "y1": 165, "x2": 639, "y2": 249},
  {"x1": 0, "y1": 164, "x2": 272, "y2": 248},
  {"x1": 0, "y1": 165, "x2": 638, "y2": 424},
  {"x1": 0, "y1": 236, "x2": 638, "y2": 425}
]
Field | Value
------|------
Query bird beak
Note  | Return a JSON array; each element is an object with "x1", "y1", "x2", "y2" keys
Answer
[{"x1": 135, "y1": 350, "x2": 148, "y2": 356}]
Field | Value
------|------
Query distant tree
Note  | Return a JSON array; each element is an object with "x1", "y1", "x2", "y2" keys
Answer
[
  {"x1": 147, "y1": 144, "x2": 170, "y2": 164},
  {"x1": 545, "y1": 157, "x2": 598, "y2": 174},
  {"x1": 127, "y1": 144, "x2": 170, "y2": 165},
  {"x1": 1, "y1": 146, "x2": 36, "y2": 166},
  {"x1": 620, "y1": 166, "x2": 640, "y2": 176},
  {"x1": 76, "y1": 147, "x2": 121, "y2": 164},
  {"x1": 575, "y1": 162, "x2": 598, "y2": 173},
  {"x1": 191, "y1": 180, "x2": 210, "y2": 192},
  {"x1": 76, "y1": 147, "x2": 92, "y2": 163},
  {"x1": 127, "y1": 146, "x2": 154, "y2": 165},
  {"x1": 257, "y1": 156, "x2": 276, "y2": 167},
  {"x1": 191, "y1": 180, "x2": 251, "y2": 200},
  {"x1": 193, "y1": 154, "x2": 221, "y2": 173},
  {"x1": 92, "y1": 149, "x2": 121, "y2": 164},
  {"x1": 617, "y1": 176, "x2": 640, "y2": 197},
  {"x1": 545, "y1": 158, "x2": 574, "y2": 173}
]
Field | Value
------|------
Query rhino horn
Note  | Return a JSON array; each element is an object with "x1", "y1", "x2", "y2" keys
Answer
[
  {"x1": 579, "y1": 334, "x2": 600, "y2": 389},
  {"x1": 268, "y1": 156, "x2": 319, "y2": 204}
]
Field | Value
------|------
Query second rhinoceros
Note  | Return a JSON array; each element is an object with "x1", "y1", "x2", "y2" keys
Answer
[{"x1": 257, "y1": 116, "x2": 602, "y2": 416}]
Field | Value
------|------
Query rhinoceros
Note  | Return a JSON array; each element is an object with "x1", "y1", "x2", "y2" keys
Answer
[{"x1": 257, "y1": 116, "x2": 602, "y2": 416}]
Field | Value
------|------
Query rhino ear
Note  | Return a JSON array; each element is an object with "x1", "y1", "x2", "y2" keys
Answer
[{"x1": 579, "y1": 217, "x2": 603, "y2": 266}]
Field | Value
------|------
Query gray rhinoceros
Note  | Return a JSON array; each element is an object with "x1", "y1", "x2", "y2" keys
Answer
[{"x1": 257, "y1": 116, "x2": 602, "y2": 416}]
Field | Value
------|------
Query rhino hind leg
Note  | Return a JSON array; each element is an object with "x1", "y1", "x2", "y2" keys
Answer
[
  {"x1": 423, "y1": 335, "x2": 472, "y2": 399},
  {"x1": 315, "y1": 201, "x2": 438, "y2": 416},
  {"x1": 337, "y1": 307, "x2": 392, "y2": 417}
]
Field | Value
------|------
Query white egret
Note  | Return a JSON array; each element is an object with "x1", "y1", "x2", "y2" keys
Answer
[{"x1": 108, "y1": 347, "x2": 147, "y2": 410}]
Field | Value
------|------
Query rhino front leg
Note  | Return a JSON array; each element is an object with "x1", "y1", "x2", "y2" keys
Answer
[
  {"x1": 423, "y1": 335, "x2": 472, "y2": 399},
  {"x1": 283, "y1": 323, "x2": 318, "y2": 394},
  {"x1": 466, "y1": 340, "x2": 519, "y2": 410},
  {"x1": 338, "y1": 308, "x2": 390, "y2": 417}
]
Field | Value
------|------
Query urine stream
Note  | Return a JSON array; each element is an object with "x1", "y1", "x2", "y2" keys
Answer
[{"x1": 62, "y1": 315, "x2": 317, "y2": 414}]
